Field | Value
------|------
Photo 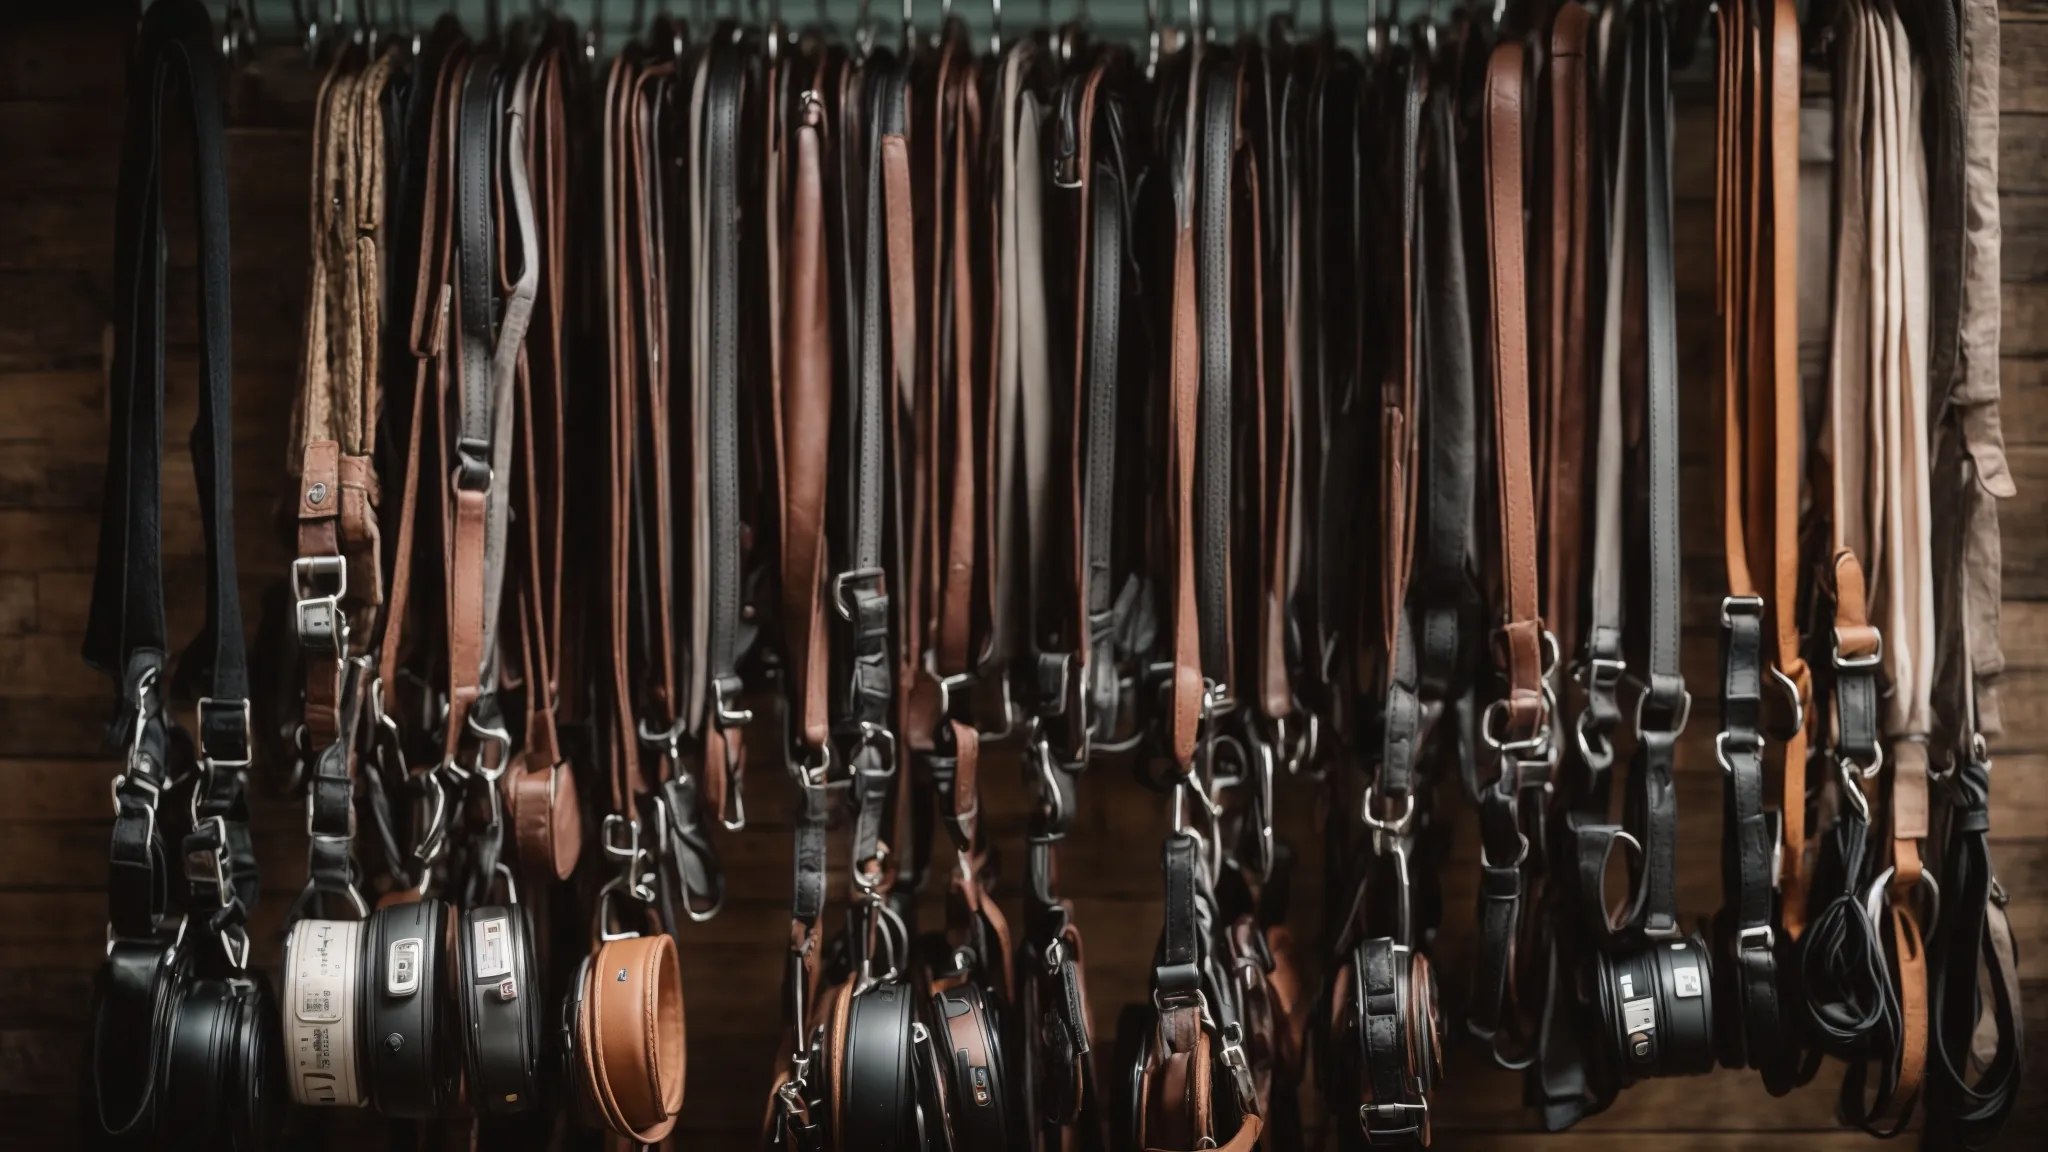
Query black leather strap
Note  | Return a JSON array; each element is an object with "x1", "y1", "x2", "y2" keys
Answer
[
  {"x1": 1715, "y1": 597, "x2": 1791, "y2": 1087},
  {"x1": 1626, "y1": 2, "x2": 1686, "y2": 940},
  {"x1": 1355, "y1": 938, "x2": 1427, "y2": 1144},
  {"x1": 1081, "y1": 141, "x2": 1131, "y2": 749},
  {"x1": 702, "y1": 39, "x2": 752, "y2": 826},
  {"x1": 835, "y1": 61, "x2": 902, "y2": 941},
  {"x1": 451, "y1": 52, "x2": 499, "y2": 493},
  {"x1": 1924, "y1": 751, "x2": 2021, "y2": 1148},
  {"x1": 362, "y1": 898, "x2": 455, "y2": 1118},
  {"x1": 1195, "y1": 52, "x2": 1236, "y2": 689},
  {"x1": 1158, "y1": 832, "x2": 1203, "y2": 999},
  {"x1": 1415, "y1": 78, "x2": 1477, "y2": 710},
  {"x1": 85, "y1": 0, "x2": 249, "y2": 726}
]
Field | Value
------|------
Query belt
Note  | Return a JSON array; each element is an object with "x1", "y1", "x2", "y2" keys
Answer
[
  {"x1": 503, "y1": 32, "x2": 584, "y2": 886},
  {"x1": 766, "y1": 40, "x2": 834, "y2": 1148},
  {"x1": 1467, "y1": 31, "x2": 1549, "y2": 1072},
  {"x1": 1707, "y1": 0, "x2": 1803, "y2": 1094},
  {"x1": 83, "y1": 3, "x2": 276, "y2": 1146}
]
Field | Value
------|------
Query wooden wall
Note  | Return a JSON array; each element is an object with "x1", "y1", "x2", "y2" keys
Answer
[{"x1": 0, "y1": 3, "x2": 2041, "y2": 1148}]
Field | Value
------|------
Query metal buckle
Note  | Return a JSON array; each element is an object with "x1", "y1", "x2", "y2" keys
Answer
[
  {"x1": 1864, "y1": 866, "x2": 1942, "y2": 939},
  {"x1": 714, "y1": 677, "x2": 755, "y2": 728},
  {"x1": 789, "y1": 742, "x2": 842, "y2": 792},
  {"x1": 1217, "y1": 1020, "x2": 1257, "y2": 1113},
  {"x1": 1361, "y1": 789, "x2": 1416, "y2": 835},
  {"x1": 1736, "y1": 923, "x2": 1776, "y2": 951},
  {"x1": 1632, "y1": 683, "x2": 1693, "y2": 739},
  {"x1": 1480, "y1": 696, "x2": 1552, "y2": 757},
  {"x1": 194, "y1": 696, "x2": 253, "y2": 768},
  {"x1": 1719, "y1": 595, "x2": 1765, "y2": 629},
  {"x1": 183, "y1": 815, "x2": 235, "y2": 908},
  {"x1": 831, "y1": 566, "x2": 885, "y2": 622},
  {"x1": 1579, "y1": 655, "x2": 1626, "y2": 692},
  {"x1": 219, "y1": 922, "x2": 251, "y2": 972},
  {"x1": 292, "y1": 555, "x2": 348, "y2": 654},
  {"x1": 1150, "y1": 986, "x2": 1208, "y2": 1017},
  {"x1": 1766, "y1": 664, "x2": 1807, "y2": 743},
  {"x1": 465, "y1": 709, "x2": 513, "y2": 782},
  {"x1": 1713, "y1": 729, "x2": 1763, "y2": 774}
]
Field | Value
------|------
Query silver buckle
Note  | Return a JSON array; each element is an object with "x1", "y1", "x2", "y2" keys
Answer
[
  {"x1": 292, "y1": 555, "x2": 349, "y2": 655},
  {"x1": 194, "y1": 696, "x2": 253, "y2": 768}
]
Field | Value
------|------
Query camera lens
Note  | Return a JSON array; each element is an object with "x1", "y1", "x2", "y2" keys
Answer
[{"x1": 1593, "y1": 935, "x2": 1716, "y2": 1080}]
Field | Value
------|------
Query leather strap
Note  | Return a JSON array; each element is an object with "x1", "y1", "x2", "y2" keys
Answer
[
  {"x1": 1481, "y1": 40, "x2": 1545, "y2": 748},
  {"x1": 87, "y1": 0, "x2": 258, "y2": 985}
]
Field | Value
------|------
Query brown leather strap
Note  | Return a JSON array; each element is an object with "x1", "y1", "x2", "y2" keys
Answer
[
  {"x1": 1167, "y1": 57, "x2": 1204, "y2": 774},
  {"x1": 385, "y1": 41, "x2": 466, "y2": 748},
  {"x1": 1765, "y1": 0, "x2": 1815, "y2": 937},
  {"x1": 506, "y1": 40, "x2": 580, "y2": 883},
  {"x1": 1483, "y1": 41, "x2": 1545, "y2": 743},
  {"x1": 781, "y1": 82, "x2": 832, "y2": 758}
]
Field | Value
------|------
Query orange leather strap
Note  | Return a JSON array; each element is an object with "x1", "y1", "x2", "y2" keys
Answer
[{"x1": 1484, "y1": 41, "x2": 1545, "y2": 744}]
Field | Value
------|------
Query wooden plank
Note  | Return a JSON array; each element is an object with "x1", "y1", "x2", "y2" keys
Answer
[
  {"x1": 0, "y1": 103, "x2": 122, "y2": 197},
  {"x1": 2005, "y1": 18, "x2": 2048, "y2": 115},
  {"x1": 2001, "y1": 281, "x2": 2048, "y2": 358},
  {"x1": 2003, "y1": 355, "x2": 2048, "y2": 443},
  {"x1": 2002, "y1": 446, "x2": 2048, "y2": 599},
  {"x1": 0, "y1": 17, "x2": 123, "y2": 101},
  {"x1": 0, "y1": 760, "x2": 118, "y2": 822},
  {"x1": 0, "y1": 369, "x2": 105, "y2": 446},
  {"x1": 0, "y1": 270, "x2": 107, "y2": 373},
  {"x1": 2001, "y1": 112, "x2": 2048, "y2": 192},
  {"x1": 0, "y1": 576, "x2": 32, "y2": 636},
  {"x1": 2004, "y1": 192, "x2": 2048, "y2": 282},
  {"x1": 0, "y1": 635, "x2": 104, "y2": 698},
  {"x1": 0, "y1": 1028, "x2": 77, "y2": 1098}
]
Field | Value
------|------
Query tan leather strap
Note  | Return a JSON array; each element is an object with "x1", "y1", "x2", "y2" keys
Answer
[
  {"x1": 296, "y1": 50, "x2": 390, "y2": 751},
  {"x1": 1483, "y1": 41, "x2": 1545, "y2": 744}
]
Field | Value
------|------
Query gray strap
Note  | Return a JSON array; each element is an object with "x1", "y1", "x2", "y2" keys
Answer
[
  {"x1": 1582, "y1": 41, "x2": 1632, "y2": 742},
  {"x1": 482, "y1": 58, "x2": 540, "y2": 690}
]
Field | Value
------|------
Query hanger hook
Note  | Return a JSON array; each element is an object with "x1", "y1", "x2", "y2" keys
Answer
[{"x1": 989, "y1": 0, "x2": 1001, "y2": 56}]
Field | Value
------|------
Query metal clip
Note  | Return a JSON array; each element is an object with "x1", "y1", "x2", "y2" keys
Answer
[
  {"x1": 183, "y1": 815, "x2": 235, "y2": 909},
  {"x1": 292, "y1": 555, "x2": 349, "y2": 655},
  {"x1": 194, "y1": 696, "x2": 254, "y2": 769},
  {"x1": 1218, "y1": 1020, "x2": 1258, "y2": 1114}
]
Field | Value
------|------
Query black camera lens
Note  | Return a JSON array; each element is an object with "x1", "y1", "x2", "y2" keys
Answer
[{"x1": 1592, "y1": 935, "x2": 1716, "y2": 1081}]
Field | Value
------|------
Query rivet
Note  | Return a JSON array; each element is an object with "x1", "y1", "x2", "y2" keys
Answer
[{"x1": 307, "y1": 481, "x2": 329, "y2": 506}]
